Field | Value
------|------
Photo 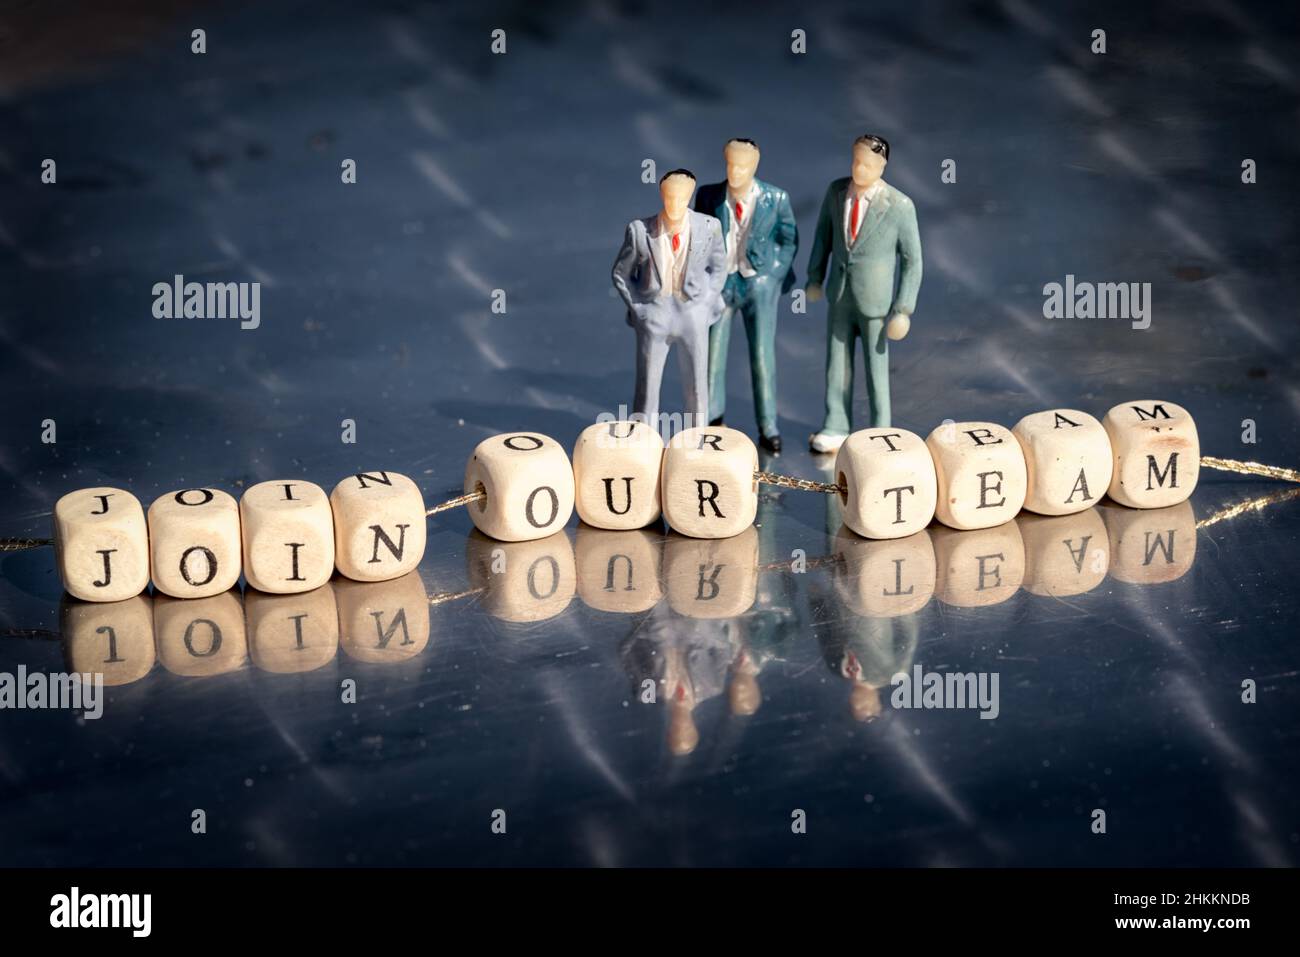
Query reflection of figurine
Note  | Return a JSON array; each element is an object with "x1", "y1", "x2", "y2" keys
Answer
[
  {"x1": 612, "y1": 169, "x2": 727, "y2": 433},
  {"x1": 694, "y1": 139, "x2": 799, "y2": 453},
  {"x1": 806, "y1": 135, "x2": 922, "y2": 453}
]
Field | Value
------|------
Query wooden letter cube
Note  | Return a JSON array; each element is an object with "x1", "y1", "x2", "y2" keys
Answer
[
  {"x1": 1102, "y1": 399, "x2": 1200, "y2": 508},
  {"x1": 330, "y1": 470, "x2": 427, "y2": 581},
  {"x1": 154, "y1": 590, "x2": 247, "y2": 677},
  {"x1": 1012, "y1": 408, "x2": 1113, "y2": 516},
  {"x1": 336, "y1": 570, "x2": 431, "y2": 662},
  {"x1": 464, "y1": 433, "x2": 575, "y2": 541},
  {"x1": 572, "y1": 420, "x2": 664, "y2": 530},
  {"x1": 466, "y1": 529, "x2": 576, "y2": 622},
  {"x1": 53, "y1": 487, "x2": 150, "y2": 602},
  {"x1": 834, "y1": 428, "x2": 937, "y2": 539},
  {"x1": 240, "y1": 480, "x2": 335, "y2": 593},
  {"x1": 246, "y1": 584, "x2": 339, "y2": 674},
  {"x1": 148, "y1": 488, "x2": 242, "y2": 599},
  {"x1": 926, "y1": 421, "x2": 1027, "y2": 530},
  {"x1": 575, "y1": 526, "x2": 663, "y2": 613},
  {"x1": 661, "y1": 426, "x2": 758, "y2": 539}
]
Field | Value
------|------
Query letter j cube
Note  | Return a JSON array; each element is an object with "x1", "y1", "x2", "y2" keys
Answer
[
  {"x1": 330, "y1": 471, "x2": 427, "y2": 581},
  {"x1": 926, "y1": 421, "x2": 1027, "y2": 530},
  {"x1": 53, "y1": 487, "x2": 150, "y2": 602},
  {"x1": 661, "y1": 426, "x2": 758, "y2": 539}
]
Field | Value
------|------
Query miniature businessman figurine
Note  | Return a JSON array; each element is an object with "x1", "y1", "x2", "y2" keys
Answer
[
  {"x1": 806, "y1": 134, "x2": 922, "y2": 453},
  {"x1": 612, "y1": 169, "x2": 727, "y2": 431},
  {"x1": 694, "y1": 138, "x2": 798, "y2": 454}
]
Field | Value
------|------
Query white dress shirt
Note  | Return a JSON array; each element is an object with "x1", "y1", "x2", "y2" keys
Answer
[
  {"x1": 654, "y1": 213, "x2": 691, "y2": 300},
  {"x1": 725, "y1": 182, "x2": 759, "y2": 278},
  {"x1": 843, "y1": 180, "x2": 885, "y2": 247}
]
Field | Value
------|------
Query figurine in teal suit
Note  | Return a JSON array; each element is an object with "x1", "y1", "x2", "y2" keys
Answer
[
  {"x1": 806, "y1": 134, "x2": 922, "y2": 453},
  {"x1": 695, "y1": 138, "x2": 798, "y2": 454}
]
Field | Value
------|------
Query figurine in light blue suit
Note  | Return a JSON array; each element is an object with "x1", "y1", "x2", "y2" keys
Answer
[
  {"x1": 612, "y1": 169, "x2": 727, "y2": 431},
  {"x1": 694, "y1": 138, "x2": 799, "y2": 454},
  {"x1": 806, "y1": 134, "x2": 922, "y2": 453}
]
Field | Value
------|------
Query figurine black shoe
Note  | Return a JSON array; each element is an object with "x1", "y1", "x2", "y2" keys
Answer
[
  {"x1": 760, "y1": 434, "x2": 782, "y2": 454},
  {"x1": 709, "y1": 415, "x2": 725, "y2": 427}
]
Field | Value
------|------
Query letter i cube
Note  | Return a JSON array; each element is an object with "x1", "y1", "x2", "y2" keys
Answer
[
  {"x1": 572, "y1": 420, "x2": 664, "y2": 529},
  {"x1": 1101, "y1": 400, "x2": 1199, "y2": 508},
  {"x1": 926, "y1": 421, "x2": 1027, "y2": 530},
  {"x1": 53, "y1": 487, "x2": 150, "y2": 602},
  {"x1": 660, "y1": 426, "x2": 758, "y2": 539},
  {"x1": 240, "y1": 480, "x2": 335, "y2": 593}
]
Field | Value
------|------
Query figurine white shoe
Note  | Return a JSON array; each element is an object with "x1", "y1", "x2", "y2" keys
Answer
[{"x1": 809, "y1": 431, "x2": 848, "y2": 454}]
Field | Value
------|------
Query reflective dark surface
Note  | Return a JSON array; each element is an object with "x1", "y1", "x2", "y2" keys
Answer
[{"x1": 1, "y1": 0, "x2": 1298, "y2": 866}]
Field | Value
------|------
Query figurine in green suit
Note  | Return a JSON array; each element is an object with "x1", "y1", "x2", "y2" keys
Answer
[
  {"x1": 806, "y1": 134, "x2": 922, "y2": 453},
  {"x1": 695, "y1": 138, "x2": 799, "y2": 454}
]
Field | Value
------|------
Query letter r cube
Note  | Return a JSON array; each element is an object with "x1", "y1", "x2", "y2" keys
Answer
[{"x1": 661, "y1": 426, "x2": 758, "y2": 539}]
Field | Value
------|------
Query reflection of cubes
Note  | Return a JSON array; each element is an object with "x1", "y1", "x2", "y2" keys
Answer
[
  {"x1": 154, "y1": 590, "x2": 247, "y2": 677},
  {"x1": 60, "y1": 594, "x2": 155, "y2": 686},
  {"x1": 932, "y1": 520, "x2": 1025, "y2": 608},
  {"x1": 240, "y1": 480, "x2": 335, "y2": 593},
  {"x1": 463, "y1": 433, "x2": 575, "y2": 541},
  {"x1": 575, "y1": 526, "x2": 662, "y2": 614},
  {"x1": 466, "y1": 530, "x2": 575, "y2": 623},
  {"x1": 573, "y1": 421, "x2": 663, "y2": 530},
  {"x1": 1100, "y1": 501, "x2": 1196, "y2": 584},
  {"x1": 246, "y1": 584, "x2": 339, "y2": 674},
  {"x1": 1019, "y1": 510, "x2": 1109, "y2": 597},
  {"x1": 336, "y1": 570, "x2": 430, "y2": 662},
  {"x1": 1012, "y1": 409, "x2": 1113, "y2": 516},
  {"x1": 834, "y1": 427, "x2": 936, "y2": 539},
  {"x1": 330, "y1": 471, "x2": 426, "y2": 582},
  {"x1": 148, "y1": 488, "x2": 242, "y2": 599},
  {"x1": 1101, "y1": 400, "x2": 1199, "y2": 508},
  {"x1": 53, "y1": 487, "x2": 150, "y2": 603},
  {"x1": 663, "y1": 526, "x2": 758, "y2": 618},
  {"x1": 832, "y1": 527, "x2": 935, "y2": 617},
  {"x1": 925, "y1": 422, "x2": 1027, "y2": 530},
  {"x1": 661, "y1": 426, "x2": 757, "y2": 539}
]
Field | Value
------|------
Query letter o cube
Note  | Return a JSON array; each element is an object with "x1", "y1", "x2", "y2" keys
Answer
[
  {"x1": 661, "y1": 426, "x2": 758, "y2": 539},
  {"x1": 464, "y1": 433, "x2": 575, "y2": 542},
  {"x1": 834, "y1": 428, "x2": 937, "y2": 539},
  {"x1": 148, "y1": 488, "x2": 242, "y2": 599},
  {"x1": 53, "y1": 487, "x2": 150, "y2": 602},
  {"x1": 1101, "y1": 399, "x2": 1199, "y2": 508},
  {"x1": 240, "y1": 480, "x2": 335, "y2": 593},
  {"x1": 572, "y1": 420, "x2": 664, "y2": 530},
  {"x1": 1012, "y1": 408, "x2": 1113, "y2": 516},
  {"x1": 926, "y1": 421, "x2": 1027, "y2": 530},
  {"x1": 330, "y1": 471, "x2": 427, "y2": 582}
]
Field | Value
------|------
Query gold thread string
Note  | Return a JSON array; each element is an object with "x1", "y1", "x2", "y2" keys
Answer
[
  {"x1": 1199, "y1": 456, "x2": 1300, "y2": 484},
  {"x1": 426, "y1": 489, "x2": 485, "y2": 516},
  {"x1": 0, "y1": 538, "x2": 53, "y2": 552},
  {"x1": 753, "y1": 471, "x2": 845, "y2": 495},
  {"x1": 1195, "y1": 486, "x2": 1300, "y2": 530}
]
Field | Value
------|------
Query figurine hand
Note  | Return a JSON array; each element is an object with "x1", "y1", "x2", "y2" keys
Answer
[
  {"x1": 886, "y1": 312, "x2": 911, "y2": 341},
  {"x1": 806, "y1": 283, "x2": 824, "y2": 304}
]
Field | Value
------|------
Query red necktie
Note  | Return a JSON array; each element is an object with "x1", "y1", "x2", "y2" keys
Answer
[
  {"x1": 671, "y1": 233, "x2": 681, "y2": 252},
  {"x1": 734, "y1": 201, "x2": 743, "y2": 224},
  {"x1": 850, "y1": 195, "x2": 863, "y2": 242}
]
